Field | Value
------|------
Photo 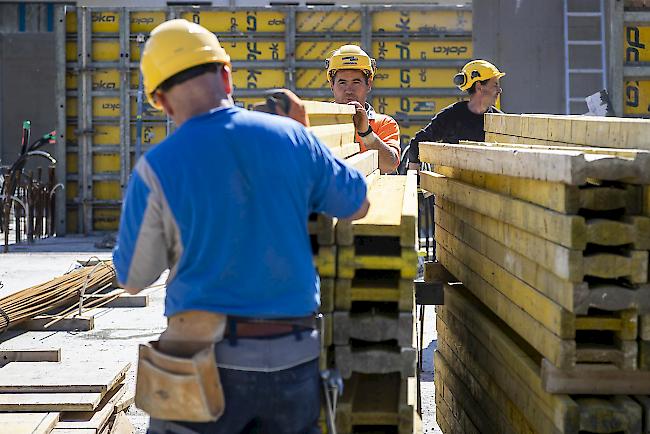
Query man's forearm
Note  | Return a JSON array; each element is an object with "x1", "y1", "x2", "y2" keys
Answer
[{"x1": 361, "y1": 133, "x2": 399, "y2": 172}]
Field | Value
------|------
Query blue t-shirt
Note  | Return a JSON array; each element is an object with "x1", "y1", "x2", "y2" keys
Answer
[{"x1": 113, "y1": 106, "x2": 367, "y2": 318}]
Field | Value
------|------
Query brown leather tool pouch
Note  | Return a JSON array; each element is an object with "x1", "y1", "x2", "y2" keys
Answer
[
  {"x1": 135, "y1": 311, "x2": 227, "y2": 422},
  {"x1": 135, "y1": 341, "x2": 224, "y2": 422}
]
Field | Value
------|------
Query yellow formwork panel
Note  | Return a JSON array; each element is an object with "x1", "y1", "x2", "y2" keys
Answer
[
  {"x1": 130, "y1": 11, "x2": 167, "y2": 33},
  {"x1": 296, "y1": 10, "x2": 361, "y2": 32},
  {"x1": 372, "y1": 10, "x2": 472, "y2": 33},
  {"x1": 66, "y1": 125, "x2": 78, "y2": 146},
  {"x1": 295, "y1": 69, "x2": 328, "y2": 89},
  {"x1": 373, "y1": 68, "x2": 457, "y2": 88},
  {"x1": 66, "y1": 153, "x2": 121, "y2": 174},
  {"x1": 373, "y1": 40, "x2": 472, "y2": 60},
  {"x1": 66, "y1": 96, "x2": 161, "y2": 119},
  {"x1": 66, "y1": 69, "x2": 139, "y2": 91},
  {"x1": 66, "y1": 40, "x2": 142, "y2": 62},
  {"x1": 296, "y1": 41, "x2": 360, "y2": 61},
  {"x1": 624, "y1": 80, "x2": 650, "y2": 116},
  {"x1": 94, "y1": 181, "x2": 121, "y2": 200},
  {"x1": 130, "y1": 124, "x2": 167, "y2": 146},
  {"x1": 94, "y1": 207, "x2": 121, "y2": 231},
  {"x1": 232, "y1": 68, "x2": 285, "y2": 89},
  {"x1": 372, "y1": 96, "x2": 462, "y2": 117},
  {"x1": 180, "y1": 11, "x2": 285, "y2": 33},
  {"x1": 221, "y1": 40, "x2": 285, "y2": 61},
  {"x1": 66, "y1": 181, "x2": 78, "y2": 200},
  {"x1": 624, "y1": 25, "x2": 650, "y2": 63},
  {"x1": 66, "y1": 12, "x2": 77, "y2": 33},
  {"x1": 66, "y1": 208, "x2": 78, "y2": 233},
  {"x1": 87, "y1": 123, "x2": 167, "y2": 146}
]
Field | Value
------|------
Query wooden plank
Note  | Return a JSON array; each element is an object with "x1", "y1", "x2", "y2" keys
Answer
[
  {"x1": 575, "y1": 309, "x2": 638, "y2": 340},
  {"x1": 485, "y1": 113, "x2": 650, "y2": 151},
  {"x1": 330, "y1": 141, "x2": 360, "y2": 160},
  {"x1": 343, "y1": 149, "x2": 378, "y2": 178},
  {"x1": 575, "y1": 396, "x2": 643, "y2": 434},
  {"x1": 0, "y1": 362, "x2": 129, "y2": 394},
  {"x1": 423, "y1": 141, "x2": 650, "y2": 184},
  {"x1": 56, "y1": 383, "x2": 126, "y2": 432},
  {"x1": 303, "y1": 100, "x2": 356, "y2": 116},
  {"x1": 541, "y1": 359, "x2": 650, "y2": 394},
  {"x1": 422, "y1": 171, "x2": 650, "y2": 249},
  {"x1": 435, "y1": 164, "x2": 644, "y2": 215},
  {"x1": 334, "y1": 344, "x2": 416, "y2": 379},
  {"x1": 437, "y1": 198, "x2": 650, "y2": 313},
  {"x1": 435, "y1": 224, "x2": 575, "y2": 338},
  {"x1": 0, "y1": 392, "x2": 103, "y2": 412},
  {"x1": 0, "y1": 412, "x2": 59, "y2": 434},
  {"x1": 308, "y1": 124, "x2": 355, "y2": 149},
  {"x1": 332, "y1": 311, "x2": 412, "y2": 347},
  {"x1": 435, "y1": 376, "x2": 481, "y2": 434},
  {"x1": 335, "y1": 373, "x2": 413, "y2": 434},
  {"x1": 575, "y1": 340, "x2": 638, "y2": 369},
  {"x1": 476, "y1": 136, "x2": 646, "y2": 158},
  {"x1": 439, "y1": 289, "x2": 580, "y2": 432},
  {"x1": 108, "y1": 412, "x2": 134, "y2": 434},
  {"x1": 0, "y1": 349, "x2": 60, "y2": 364},
  {"x1": 642, "y1": 314, "x2": 650, "y2": 341},
  {"x1": 319, "y1": 278, "x2": 334, "y2": 313},
  {"x1": 422, "y1": 171, "x2": 586, "y2": 249},
  {"x1": 334, "y1": 278, "x2": 413, "y2": 311},
  {"x1": 313, "y1": 244, "x2": 336, "y2": 277},
  {"x1": 437, "y1": 322, "x2": 545, "y2": 434},
  {"x1": 436, "y1": 243, "x2": 576, "y2": 368},
  {"x1": 641, "y1": 340, "x2": 650, "y2": 370},
  {"x1": 337, "y1": 246, "x2": 418, "y2": 279},
  {"x1": 113, "y1": 391, "x2": 134, "y2": 414},
  {"x1": 85, "y1": 292, "x2": 148, "y2": 308},
  {"x1": 337, "y1": 175, "x2": 415, "y2": 246},
  {"x1": 15, "y1": 315, "x2": 94, "y2": 332},
  {"x1": 52, "y1": 429, "x2": 96, "y2": 434}
]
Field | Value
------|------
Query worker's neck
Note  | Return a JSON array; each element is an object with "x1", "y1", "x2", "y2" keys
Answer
[
  {"x1": 467, "y1": 96, "x2": 491, "y2": 115},
  {"x1": 172, "y1": 95, "x2": 233, "y2": 126}
]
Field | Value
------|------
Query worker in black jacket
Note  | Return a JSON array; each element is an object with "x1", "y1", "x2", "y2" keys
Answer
[{"x1": 407, "y1": 60, "x2": 505, "y2": 170}]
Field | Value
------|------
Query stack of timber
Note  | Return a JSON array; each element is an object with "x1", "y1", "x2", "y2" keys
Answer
[
  {"x1": 289, "y1": 101, "x2": 422, "y2": 433},
  {"x1": 419, "y1": 113, "x2": 650, "y2": 433},
  {"x1": 332, "y1": 171, "x2": 419, "y2": 434},
  {"x1": 0, "y1": 361, "x2": 134, "y2": 434}
]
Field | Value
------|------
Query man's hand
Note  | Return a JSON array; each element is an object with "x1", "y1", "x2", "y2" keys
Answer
[
  {"x1": 348, "y1": 101, "x2": 370, "y2": 133},
  {"x1": 271, "y1": 89, "x2": 310, "y2": 127}
]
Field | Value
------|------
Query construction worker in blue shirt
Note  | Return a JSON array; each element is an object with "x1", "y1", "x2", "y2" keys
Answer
[{"x1": 113, "y1": 19, "x2": 369, "y2": 434}]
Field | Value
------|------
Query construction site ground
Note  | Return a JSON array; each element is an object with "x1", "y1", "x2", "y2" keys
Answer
[{"x1": 0, "y1": 236, "x2": 441, "y2": 434}]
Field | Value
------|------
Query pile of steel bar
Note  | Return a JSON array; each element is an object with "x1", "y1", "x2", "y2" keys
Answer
[{"x1": 0, "y1": 261, "x2": 116, "y2": 332}]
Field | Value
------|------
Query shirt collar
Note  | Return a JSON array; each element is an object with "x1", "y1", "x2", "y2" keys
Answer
[{"x1": 365, "y1": 102, "x2": 377, "y2": 120}]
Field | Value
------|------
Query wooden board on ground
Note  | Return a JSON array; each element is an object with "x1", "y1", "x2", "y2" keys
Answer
[
  {"x1": 0, "y1": 412, "x2": 59, "y2": 434},
  {"x1": 14, "y1": 314, "x2": 94, "y2": 332},
  {"x1": 0, "y1": 392, "x2": 103, "y2": 412},
  {"x1": 541, "y1": 359, "x2": 650, "y2": 394},
  {"x1": 421, "y1": 171, "x2": 650, "y2": 250},
  {"x1": 0, "y1": 349, "x2": 61, "y2": 365},
  {"x1": 420, "y1": 141, "x2": 650, "y2": 185},
  {"x1": 108, "y1": 412, "x2": 134, "y2": 434},
  {"x1": 337, "y1": 173, "x2": 417, "y2": 248},
  {"x1": 56, "y1": 383, "x2": 126, "y2": 432},
  {"x1": 0, "y1": 362, "x2": 129, "y2": 394}
]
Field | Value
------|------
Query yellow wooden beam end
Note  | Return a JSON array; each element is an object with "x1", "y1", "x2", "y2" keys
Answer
[
  {"x1": 319, "y1": 278, "x2": 335, "y2": 313},
  {"x1": 575, "y1": 341, "x2": 638, "y2": 369},
  {"x1": 575, "y1": 396, "x2": 643, "y2": 433},
  {"x1": 401, "y1": 172, "x2": 418, "y2": 249},
  {"x1": 641, "y1": 314, "x2": 650, "y2": 341},
  {"x1": 337, "y1": 246, "x2": 418, "y2": 279},
  {"x1": 308, "y1": 123, "x2": 355, "y2": 149},
  {"x1": 314, "y1": 245, "x2": 336, "y2": 277},
  {"x1": 334, "y1": 278, "x2": 413, "y2": 311},
  {"x1": 421, "y1": 171, "x2": 587, "y2": 249},
  {"x1": 586, "y1": 218, "x2": 650, "y2": 250},
  {"x1": 437, "y1": 245, "x2": 576, "y2": 368},
  {"x1": 583, "y1": 251, "x2": 648, "y2": 284},
  {"x1": 441, "y1": 290, "x2": 581, "y2": 432},
  {"x1": 303, "y1": 100, "x2": 356, "y2": 116}
]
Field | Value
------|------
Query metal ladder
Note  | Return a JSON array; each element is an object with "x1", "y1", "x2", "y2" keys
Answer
[{"x1": 563, "y1": 0, "x2": 608, "y2": 114}]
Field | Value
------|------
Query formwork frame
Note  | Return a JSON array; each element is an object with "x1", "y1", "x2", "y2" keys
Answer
[{"x1": 56, "y1": 4, "x2": 471, "y2": 234}]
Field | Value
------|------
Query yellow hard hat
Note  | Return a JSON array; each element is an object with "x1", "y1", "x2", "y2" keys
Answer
[
  {"x1": 140, "y1": 19, "x2": 231, "y2": 109},
  {"x1": 453, "y1": 60, "x2": 505, "y2": 92},
  {"x1": 325, "y1": 45, "x2": 377, "y2": 84}
]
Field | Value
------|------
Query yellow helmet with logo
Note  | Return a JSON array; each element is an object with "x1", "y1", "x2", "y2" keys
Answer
[
  {"x1": 325, "y1": 45, "x2": 377, "y2": 84},
  {"x1": 140, "y1": 19, "x2": 231, "y2": 109},
  {"x1": 453, "y1": 60, "x2": 505, "y2": 92}
]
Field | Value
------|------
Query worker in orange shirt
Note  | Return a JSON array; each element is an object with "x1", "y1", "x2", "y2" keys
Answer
[{"x1": 326, "y1": 45, "x2": 401, "y2": 173}]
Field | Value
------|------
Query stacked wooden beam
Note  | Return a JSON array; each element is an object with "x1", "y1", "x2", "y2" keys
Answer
[
  {"x1": 420, "y1": 113, "x2": 650, "y2": 433},
  {"x1": 0, "y1": 361, "x2": 134, "y2": 434},
  {"x1": 304, "y1": 101, "x2": 420, "y2": 434}
]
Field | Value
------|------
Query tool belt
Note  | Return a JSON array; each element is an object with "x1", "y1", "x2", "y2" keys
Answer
[{"x1": 135, "y1": 311, "x2": 227, "y2": 422}]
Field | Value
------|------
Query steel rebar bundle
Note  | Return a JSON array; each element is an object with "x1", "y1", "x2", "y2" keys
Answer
[{"x1": 0, "y1": 260, "x2": 116, "y2": 333}]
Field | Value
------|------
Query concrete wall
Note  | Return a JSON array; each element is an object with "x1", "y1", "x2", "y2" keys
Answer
[
  {"x1": 473, "y1": 0, "x2": 606, "y2": 115},
  {"x1": 0, "y1": 33, "x2": 57, "y2": 172}
]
